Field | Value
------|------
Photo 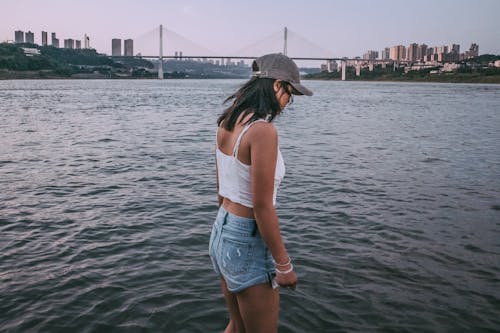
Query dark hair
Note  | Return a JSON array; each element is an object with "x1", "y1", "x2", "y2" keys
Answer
[{"x1": 217, "y1": 77, "x2": 293, "y2": 131}]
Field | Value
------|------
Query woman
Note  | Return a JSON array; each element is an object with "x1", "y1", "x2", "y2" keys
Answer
[{"x1": 209, "y1": 53, "x2": 312, "y2": 333}]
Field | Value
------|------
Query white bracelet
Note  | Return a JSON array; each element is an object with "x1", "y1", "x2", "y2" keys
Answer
[
  {"x1": 275, "y1": 263, "x2": 294, "y2": 275},
  {"x1": 273, "y1": 256, "x2": 291, "y2": 267}
]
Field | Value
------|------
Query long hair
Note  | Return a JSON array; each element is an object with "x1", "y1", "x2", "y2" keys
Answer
[{"x1": 217, "y1": 77, "x2": 293, "y2": 131}]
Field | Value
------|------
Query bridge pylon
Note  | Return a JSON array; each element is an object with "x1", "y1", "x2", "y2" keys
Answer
[
  {"x1": 158, "y1": 24, "x2": 164, "y2": 79},
  {"x1": 283, "y1": 27, "x2": 288, "y2": 56}
]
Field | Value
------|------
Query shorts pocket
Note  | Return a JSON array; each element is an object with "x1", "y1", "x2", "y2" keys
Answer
[{"x1": 220, "y1": 237, "x2": 253, "y2": 275}]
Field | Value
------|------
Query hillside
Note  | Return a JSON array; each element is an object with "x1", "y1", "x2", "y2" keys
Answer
[{"x1": 0, "y1": 43, "x2": 154, "y2": 79}]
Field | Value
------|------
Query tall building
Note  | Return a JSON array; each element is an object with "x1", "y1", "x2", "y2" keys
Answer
[
  {"x1": 433, "y1": 45, "x2": 448, "y2": 62},
  {"x1": 426, "y1": 47, "x2": 436, "y2": 62},
  {"x1": 380, "y1": 47, "x2": 390, "y2": 60},
  {"x1": 64, "y1": 39, "x2": 74, "y2": 49},
  {"x1": 15, "y1": 30, "x2": 24, "y2": 43},
  {"x1": 124, "y1": 39, "x2": 133, "y2": 56},
  {"x1": 407, "y1": 43, "x2": 418, "y2": 62},
  {"x1": 112, "y1": 38, "x2": 121, "y2": 56},
  {"x1": 75, "y1": 40, "x2": 81, "y2": 49},
  {"x1": 390, "y1": 45, "x2": 406, "y2": 61},
  {"x1": 434, "y1": 45, "x2": 448, "y2": 54},
  {"x1": 465, "y1": 43, "x2": 479, "y2": 59},
  {"x1": 25, "y1": 31, "x2": 35, "y2": 44},
  {"x1": 447, "y1": 44, "x2": 460, "y2": 62},
  {"x1": 84, "y1": 34, "x2": 90, "y2": 49},
  {"x1": 363, "y1": 50, "x2": 378, "y2": 60},
  {"x1": 418, "y1": 44, "x2": 427, "y2": 62},
  {"x1": 51, "y1": 33, "x2": 59, "y2": 48},
  {"x1": 448, "y1": 44, "x2": 460, "y2": 54},
  {"x1": 42, "y1": 31, "x2": 48, "y2": 46}
]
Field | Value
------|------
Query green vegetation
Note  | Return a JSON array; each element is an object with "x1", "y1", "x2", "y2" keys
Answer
[
  {"x1": 0, "y1": 43, "x2": 154, "y2": 79},
  {"x1": 304, "y1": 54, "x2": 500, "y2": 84}
]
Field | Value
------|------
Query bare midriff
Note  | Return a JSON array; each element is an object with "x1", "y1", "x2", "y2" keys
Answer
[{"x1": 222, "y1": 197, "x2": 255, "y2": 219}]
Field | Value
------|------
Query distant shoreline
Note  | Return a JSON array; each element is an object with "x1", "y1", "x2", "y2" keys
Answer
[
  {"x1": 2, "y1": 43, "x2": 499, "y2": 84},
  {"x1": 303, "y1": 76, "x2": 500, "y2": 84},
  {"x1": 1, "y1": 72, "x2": 499, "y2": 84}
]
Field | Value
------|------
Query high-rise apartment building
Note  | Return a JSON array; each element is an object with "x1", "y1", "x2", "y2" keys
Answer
[
  {"x1": 434, "y1": 45, "x2": 448, "y2": 54},
  {"x1": 466, "y1": 43, "x2": 479, "y2": 58},
  {"x1": 112, "y1": 39, "x2": 121, "y2": 56},
  {"x1": 448, "y1": 44, "x2": 460, "y2": 54},
  {"x1": 64, "y1": 39, "x2": 75, "y2": 49},
  {"x1": 15, "y1": 30, "x2": 24, "y2": 43},
  {"x1": 470, "y1": 43, "x2": 479, "y2": 57},
  {"x1": 75, "y1": 40, "x2": 81, "y2": 49},
  {"x1": 25, "y1": 31, "x2": 35, "y2": 44},
  {"x1": 407, "y1": 43, "x2": 418, "y2": 62},
  {"x1": 418, "y1": 44, "x2": 427, "y2": 62},
  {"x1": 42, "y1": 31, "x2": 48, "y2": 46},
  {"x1": 447, "y1": 44, "x2": 460, "y2": 61},
  {"x1": 380, "y1": 47, "x2": 390, "y2": 60},
  {"x1": 433, "y1": 45, "x2": 448, "y2": 62},
  {"x1": 84, "y1": 34, "x2": 90, "y2": 49},
  {"x1": 124, "y1": 39, "x2": 134, "y2": 56},
  {"x1": 390, "y1": 45, "x2": 406, "y2": 61},
  {"x1": 363, "y1": 50, "x2": 378, "y2": 60},
  {"x1": 51, "y1": 33, "x2": 59, "y2": 48}
]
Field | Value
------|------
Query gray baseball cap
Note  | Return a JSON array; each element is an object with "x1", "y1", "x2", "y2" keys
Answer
[{"x1": 252, "y1": 53, "x2": 313, "y2": 96}]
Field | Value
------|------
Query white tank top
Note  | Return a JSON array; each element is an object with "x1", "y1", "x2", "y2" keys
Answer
[{"x1": 216, "y1": 119, "x2": 285, "y2": 208}]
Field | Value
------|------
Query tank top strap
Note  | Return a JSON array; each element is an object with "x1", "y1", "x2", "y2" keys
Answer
[{"x1": 232, "y1": 119, "x2": 268, "y2": 157}]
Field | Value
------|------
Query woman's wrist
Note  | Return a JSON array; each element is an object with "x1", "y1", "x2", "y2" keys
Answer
[
  {"x1": 275, "y1": 263, "x2": 294, "y2": 275},
  {"x1": 273, "y1": 255, "x2": 294, "y2": 274},
  {"x1": 273, "y1": 255, "x2": 291, "y2": 267}
]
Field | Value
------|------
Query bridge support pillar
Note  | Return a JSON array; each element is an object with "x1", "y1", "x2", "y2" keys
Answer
[
  {"x1": 158, "y1": 24, "x2": 164, "y2": 80},
  {"x1": 341, "y1": 61, "x2": 346, "y2": 81},
  {"x1": 355, "y1": 62, "x2": 361, "y2": 77}
]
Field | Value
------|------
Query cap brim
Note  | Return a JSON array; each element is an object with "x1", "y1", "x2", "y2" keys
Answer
[{"x1": 290, "y1": 82, "x2": 313, "y2": 96}]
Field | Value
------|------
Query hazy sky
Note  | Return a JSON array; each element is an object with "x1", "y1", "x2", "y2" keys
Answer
[{"x1": 2, "y1": 0, "x2": 499, "y2": 58}]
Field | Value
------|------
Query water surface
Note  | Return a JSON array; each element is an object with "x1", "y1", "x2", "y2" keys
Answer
[{"x1": 1, "y1": 79, "x2": 499, "y2": 332}]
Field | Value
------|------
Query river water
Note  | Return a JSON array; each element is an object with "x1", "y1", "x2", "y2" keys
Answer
[{"x1": 1, "y1": 79, "x2": 499, "y2": 332}]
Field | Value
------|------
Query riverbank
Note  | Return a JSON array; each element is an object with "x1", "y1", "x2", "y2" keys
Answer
[
  {"x1": 304, "y1": 66, "x2": 500, "y2": 84},
  {"x1": 305, "y1": 72, "x2": 500, "y2": 84},
  {"x1": 3, "y1": 69, "x2": 499, "y2": 83},
  {"x1": 304, "y1": 55, "x2": 500, "y2": 84}
]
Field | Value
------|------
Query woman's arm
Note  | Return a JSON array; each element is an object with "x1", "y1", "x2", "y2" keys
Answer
[
  {"x1": 215, "y1": 157, "x2": 223, "y2": 206},
  {"x1": 249, "y1": 123, "x2": 297, "y2": 288}
]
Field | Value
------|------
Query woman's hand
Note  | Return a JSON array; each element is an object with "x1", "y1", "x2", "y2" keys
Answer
[{"x1": 274, "y1": 263, "x2": 298, "y2": 290}]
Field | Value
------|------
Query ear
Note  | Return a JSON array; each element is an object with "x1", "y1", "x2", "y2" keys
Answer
[{"x1": 273, "y1": 80, "x2": 282, "y2": 93}]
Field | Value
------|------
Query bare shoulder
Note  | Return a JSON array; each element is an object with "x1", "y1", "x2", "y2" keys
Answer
[{"x1": 246, "y1": 121, "x2": 278, "y2": 143}]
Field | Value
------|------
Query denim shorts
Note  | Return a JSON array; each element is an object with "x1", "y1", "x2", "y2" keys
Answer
[{"x1": 209, "y1": 206, "x2": 275, "y2": 293}]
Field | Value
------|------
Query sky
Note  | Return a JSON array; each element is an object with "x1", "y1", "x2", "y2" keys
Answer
[{"x1": 2, "y1": 0, "x2": 499, "y2": 61}]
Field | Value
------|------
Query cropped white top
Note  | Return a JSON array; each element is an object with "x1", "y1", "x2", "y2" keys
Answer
[{"x1": 216, "y1": 119, "x2": 285, "y2": 208}]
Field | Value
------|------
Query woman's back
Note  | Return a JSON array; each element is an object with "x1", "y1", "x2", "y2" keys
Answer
[{"x1": 216, "y1": 115, "x2": 285, "y2": 214}]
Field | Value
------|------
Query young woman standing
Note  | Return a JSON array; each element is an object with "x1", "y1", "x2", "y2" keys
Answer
[{"x1": 209, "y1": 53, "x2": 313, "y2": 333}]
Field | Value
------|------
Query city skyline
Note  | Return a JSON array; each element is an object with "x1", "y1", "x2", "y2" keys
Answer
[
  {"x1": 1, "y1": 0, "x2": 499, "y2": 59},
  {"x1": 9, "y1": 29, "x2": 481, "y2": 64}
]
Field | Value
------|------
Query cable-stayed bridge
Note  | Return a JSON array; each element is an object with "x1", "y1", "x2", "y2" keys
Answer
[{"x1": 120, "y1": 25, "x2": 373, "y2": 80}]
